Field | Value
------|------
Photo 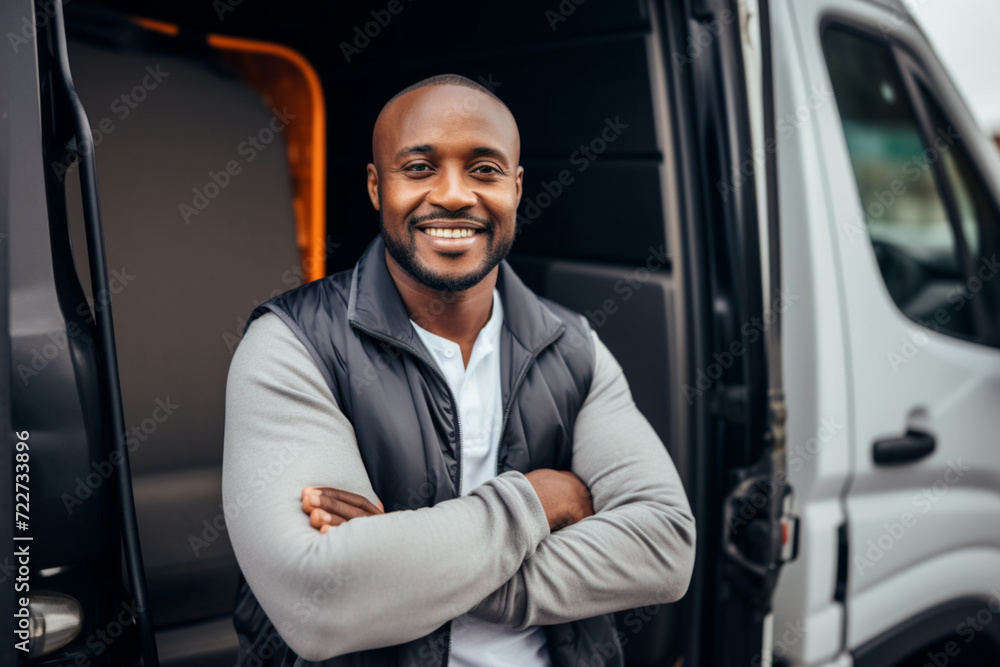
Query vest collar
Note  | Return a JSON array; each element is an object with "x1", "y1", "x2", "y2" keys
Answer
[{"x1": 347, "y1": 234, "x2": 565, "y2": 352}]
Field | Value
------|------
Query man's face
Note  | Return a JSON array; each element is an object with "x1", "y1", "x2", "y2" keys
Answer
[{"x1": 367, "y1": 84, "x2": 524, "y2": 292}]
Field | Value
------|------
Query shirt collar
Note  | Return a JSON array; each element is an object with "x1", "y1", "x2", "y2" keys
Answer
[
  {"x1": 346, "y1": 234, "x2": 564, "y2": 353},
  {"x1": 409, "y1": 288, "x2": 502, "y2": 356}
]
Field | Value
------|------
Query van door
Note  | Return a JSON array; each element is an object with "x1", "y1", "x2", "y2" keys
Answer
[
  {"x1": 670, "y1": 0, "x2": 795, "y2": 664},
  {"x1": 791, "y1": 0, "x2": 1000, "y2": 663},
  {"x1": 2, "y1": 0, "x2": 159, "y2": 663}
]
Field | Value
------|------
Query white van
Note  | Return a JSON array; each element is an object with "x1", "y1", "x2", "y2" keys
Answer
[{"x1": 768, "y1": 1, "x2": 1000, "y2": 666}]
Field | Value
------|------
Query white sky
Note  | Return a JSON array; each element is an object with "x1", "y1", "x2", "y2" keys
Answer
[{"x1": 909, "y1": 0, "x2": 1000, "y2": 135}]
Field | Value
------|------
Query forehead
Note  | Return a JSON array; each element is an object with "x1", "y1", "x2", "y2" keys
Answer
[{"x1": 375, "y1": 85, "x2": 519, "y2": 159}]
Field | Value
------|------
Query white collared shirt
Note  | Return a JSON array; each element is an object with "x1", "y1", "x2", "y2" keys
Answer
[{"x1": 410, "y1": 287, "x2": 551, "y2": 667}]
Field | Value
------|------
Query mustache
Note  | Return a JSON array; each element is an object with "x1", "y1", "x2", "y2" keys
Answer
[{"x1": 408, "y1": 209, "x2": 492, "y2": 229}]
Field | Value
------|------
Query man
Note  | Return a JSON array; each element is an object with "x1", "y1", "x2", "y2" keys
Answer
[{"x1": 222, "y1": 74, "x2": 695, "y2": 667}]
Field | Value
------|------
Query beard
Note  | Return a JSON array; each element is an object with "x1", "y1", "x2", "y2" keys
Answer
[{"x1": 379, "y1": 209, "x2": 515, "y2": 292}]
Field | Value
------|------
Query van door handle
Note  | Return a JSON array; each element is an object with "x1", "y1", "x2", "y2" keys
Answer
[{"x1": 873, "y1": 429, "x2": 936, "y2": 465}]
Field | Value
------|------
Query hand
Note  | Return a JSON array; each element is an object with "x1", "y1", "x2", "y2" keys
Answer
[
  {"x1": 301, "y1": 486, "x2": 384, "y2": 534},
  {"x1": 523, "y1": 469, "x2": 593, "y2": 531}
]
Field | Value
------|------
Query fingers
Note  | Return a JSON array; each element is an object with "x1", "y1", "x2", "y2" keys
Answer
[
  {"x1": 301, "y1": 487, "x2": 385, "y2": 535},
  {"x1": 301, "y1": 487, "x2": 382, "y2": 515},
  {"x1": 309, "y1": 507, "x2": 347, "y2": 530},
  {"x1": 323, "y1": 497, "x2": 377, "y2": 520},
  {"x1": 319, "y1": 487, "x2": 384, "y2": 515},
  {"x1": 301, "y1": 487, "x2": 383, "y2": 515}
]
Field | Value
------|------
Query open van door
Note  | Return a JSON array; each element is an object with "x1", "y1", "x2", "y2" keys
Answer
[
  {"x1": 668, "y1": 0, "x2": 795, "y2": 664},
  {"x1": 2, "y1": 0, "x2": 158, "y2": 663}
]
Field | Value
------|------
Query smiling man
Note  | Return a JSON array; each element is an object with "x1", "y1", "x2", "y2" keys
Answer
[{"x1": 222, "y1": 74, "x2": 695, "y2": 667}]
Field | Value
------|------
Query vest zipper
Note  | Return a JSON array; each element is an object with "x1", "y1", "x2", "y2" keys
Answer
[
  {"x1": 444, "y1": 620, "x2": 453, "y2": 667},
  {"x1": 493, "y1": 326, "x2": 566, "y2": 476},
  {"x1": 352, "y1": 321, "x2": 564, "y2": 667},
  {"x1": 351, "y1": 323, "x2": 465, "y2": 667},
  {"x1": 348, "y1": 322, "x2": 465, "y2": 498}
]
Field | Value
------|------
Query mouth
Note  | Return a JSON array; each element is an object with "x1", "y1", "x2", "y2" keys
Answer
[
  {"x1": 419, "y1": 227, "x2": 481, "y2": 239},
  {"x1": 414, "y1": 220, "x2": 487, "y2": 244}
]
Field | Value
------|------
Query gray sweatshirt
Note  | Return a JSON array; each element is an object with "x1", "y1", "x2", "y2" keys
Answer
[{"x1": 222, "y1": 310, "x2": 696, "y2": 662}]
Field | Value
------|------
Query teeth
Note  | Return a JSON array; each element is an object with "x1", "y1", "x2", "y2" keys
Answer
[{"x1": 421, "y1": 228, "x2": 477, "y2": 238}]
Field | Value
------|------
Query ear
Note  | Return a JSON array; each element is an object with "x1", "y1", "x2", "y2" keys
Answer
[
  {"x1": 514, "y1": 164, "x2": 524, "y2": 207},
  {"x1": 366, "y1": 163, "x2": 380, "y2": 211}
]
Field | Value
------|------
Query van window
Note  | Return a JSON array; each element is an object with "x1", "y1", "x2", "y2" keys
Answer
[
  {"x1": 920, "y1": 86, "x2": 998, "y2": 266},
  {"x1": 822, "y1": 28, "x2": 977, "y2": 338}
]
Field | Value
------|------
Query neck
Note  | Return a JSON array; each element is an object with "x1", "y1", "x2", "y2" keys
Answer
[{"x1": 384, "y1": 249, "x2": 497, "y2": 347}]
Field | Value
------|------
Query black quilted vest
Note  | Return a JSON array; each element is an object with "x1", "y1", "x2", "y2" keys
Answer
[{"x1": 231, "y1": 234, "x2": 624, "y2": 667}]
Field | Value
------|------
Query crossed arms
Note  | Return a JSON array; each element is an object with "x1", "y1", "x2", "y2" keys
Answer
[{"x1": 222, "y1": 311, "x2": 696, "y2": 662}]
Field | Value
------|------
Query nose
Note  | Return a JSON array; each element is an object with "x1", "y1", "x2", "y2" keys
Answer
[{"x1": 425, "y1": 165, "x2": 478, "y2": 211}]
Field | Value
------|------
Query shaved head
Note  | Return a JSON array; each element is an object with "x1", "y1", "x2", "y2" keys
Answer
[
  {"x1": 379, "y1": 74, "x2": 505, "y2": 118},
  {"x1": 372, "y1": 74, "x2": 520, "y2": 172},
  {"x1": 366, "y1": 75, "x2": 524, "y2": 293}
]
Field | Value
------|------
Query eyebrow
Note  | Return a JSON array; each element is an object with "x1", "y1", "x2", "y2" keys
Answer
[
  {"x1": 394, "y1": 144, "x2": 434, "y2": 161},
  {"x1": 393, "y1": 144, "x2": 510, "y2": 164}
]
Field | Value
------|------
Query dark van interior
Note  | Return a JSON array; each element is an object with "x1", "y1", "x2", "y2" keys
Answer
[{"x1": 15, "y1": 0, "x2": 746, "y2": 664}]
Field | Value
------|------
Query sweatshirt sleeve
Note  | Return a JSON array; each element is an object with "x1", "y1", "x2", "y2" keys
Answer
[
  {"x1": 466, "y1": 329, "x2": 696, "y2": 629},
  {"x1": 221, "y1": 311, "x2": 551, "y2": 662}
]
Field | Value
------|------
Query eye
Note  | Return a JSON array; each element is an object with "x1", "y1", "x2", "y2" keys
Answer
[
  {"x1": 471, "y1": 164, "x2": 503, "y2": 175},
  {"x1": 403, "y1": 162, "x2": 433, "y2": 174}
]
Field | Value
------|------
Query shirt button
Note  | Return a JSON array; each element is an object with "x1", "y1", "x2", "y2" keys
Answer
[{"x1": 444, "y1": 348, "x2": 455, "y2": 358}]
